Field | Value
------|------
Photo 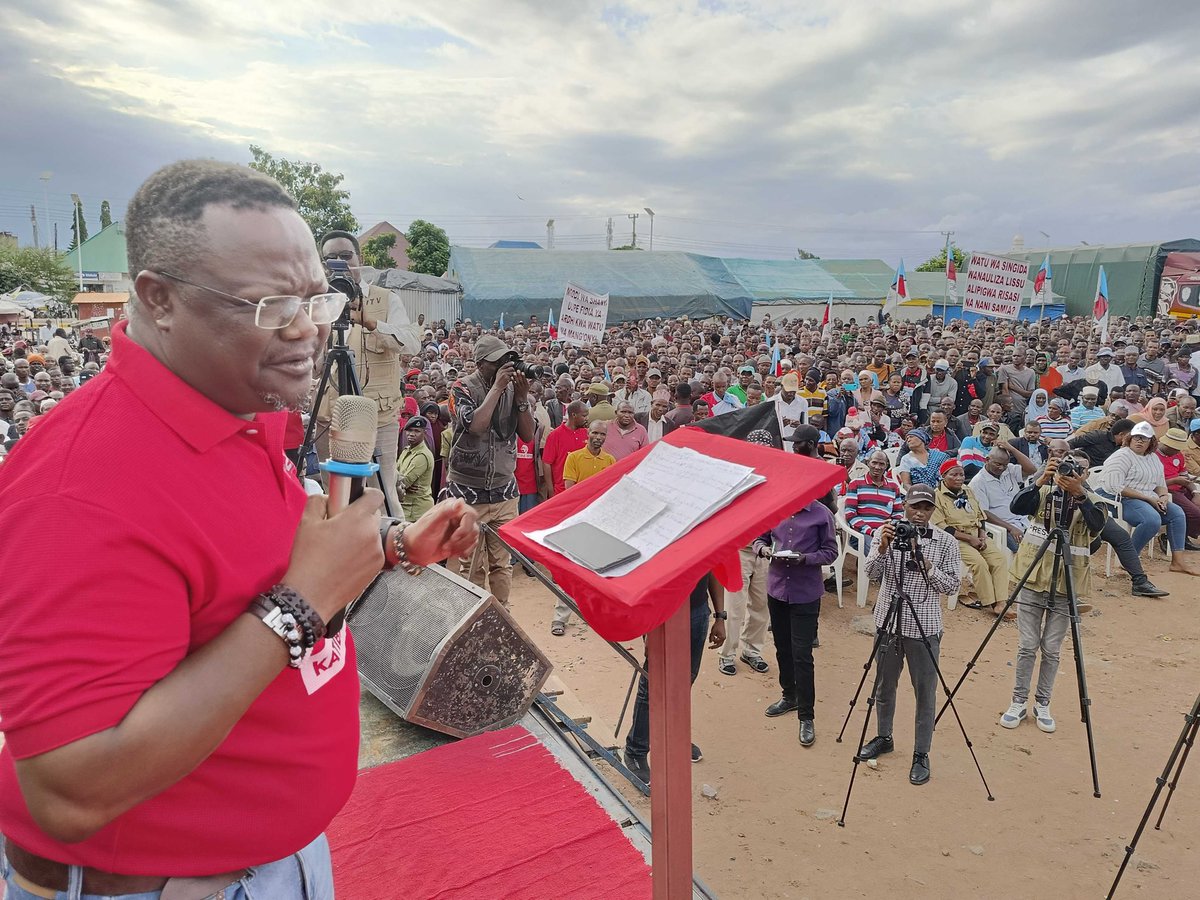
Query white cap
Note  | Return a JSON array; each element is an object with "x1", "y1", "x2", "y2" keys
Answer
[{"x1": 1130, "y1": 421, "x2": 1156, "y2": 439}]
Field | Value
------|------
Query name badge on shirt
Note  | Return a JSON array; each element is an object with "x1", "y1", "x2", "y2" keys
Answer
[{"x1": 300, "y1": 630, "x2": 347, "y2": 695}]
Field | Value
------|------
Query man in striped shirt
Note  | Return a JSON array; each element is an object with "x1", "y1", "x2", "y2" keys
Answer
[
  {"x1": 843, "y1": 450, "x2": 903, "y2": 555},
  {"x1": 1035, "y1": 398, "x2": 1074, "y2": 441}
]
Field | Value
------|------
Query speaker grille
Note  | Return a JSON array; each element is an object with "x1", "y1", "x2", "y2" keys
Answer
[{"x1": 349, "y1": 564, "x2": 552, "y2": 738}]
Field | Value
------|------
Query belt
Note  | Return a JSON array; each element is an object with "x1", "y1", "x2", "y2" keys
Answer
[{"x1": 4, "y1": 838, "x2": 248, "y2": 900}]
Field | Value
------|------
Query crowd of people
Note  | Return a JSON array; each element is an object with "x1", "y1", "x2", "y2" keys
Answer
[{"x1": 8, "y1": 246, "x2": 1200, "y2": 791}]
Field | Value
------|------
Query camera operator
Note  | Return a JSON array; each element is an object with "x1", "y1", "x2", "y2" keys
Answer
[
  {"x1": 857, "y1": 485, "x2": 962, "y2": 786},
  {"x1": 317, "y1": 230, "x2": 422, "y2": 516},
  {"x1": 998, "y1": 451, "x2": 1105, "y2": 733},
  {"x1": 444, "y1": 334, "x2": 535, "y2": 606}
]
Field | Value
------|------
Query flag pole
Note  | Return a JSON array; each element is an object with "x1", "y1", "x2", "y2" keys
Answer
[
  {"x1": 942, "y1": 233, "x2": 950, "y2": 319},
  {"x1": 1038, "y1": 253, "x2": 1047, "y2": 328}
]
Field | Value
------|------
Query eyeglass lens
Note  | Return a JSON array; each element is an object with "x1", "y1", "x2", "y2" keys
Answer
[{"x1": 255, "y1": 294, "x2": 347, "y2": 329}]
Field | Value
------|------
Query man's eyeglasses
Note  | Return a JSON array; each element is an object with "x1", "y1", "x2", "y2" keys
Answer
[{"x1": 157, "y1": 271, "x2": 348, "y2": 330}]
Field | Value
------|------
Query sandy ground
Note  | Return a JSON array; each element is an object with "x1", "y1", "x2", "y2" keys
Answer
[{"x1": 503, "y1": 554, "x2": 1199, "y2": 900}]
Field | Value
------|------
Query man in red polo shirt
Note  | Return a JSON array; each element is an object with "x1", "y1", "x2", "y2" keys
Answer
[
  {"x1": 0, "y1": 160, "x2": 478, "y2": 898},
  {"x1": 541, "y1": 400, "x2": 589, "y2": 498}
]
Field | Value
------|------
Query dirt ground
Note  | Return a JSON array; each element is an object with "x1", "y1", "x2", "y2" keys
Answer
[{"x1": 504, "y1": 554, "x2": 1199, "y2": 900}]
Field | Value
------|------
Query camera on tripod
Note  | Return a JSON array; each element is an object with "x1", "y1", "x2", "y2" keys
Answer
[
  {"x1": 892, "y1": 518, "x2": 920, "y2": 552},
  {"x1": 326, "y1": 259, "x2": 362, "y2": 329},
  {"x1": 500, "y1": 351, "x2": 544, "y2": 380}
]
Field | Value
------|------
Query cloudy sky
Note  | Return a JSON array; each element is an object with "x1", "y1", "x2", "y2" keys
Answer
[{"x1": 2, "y1": 0, "x2": 1197, "y2": 266}]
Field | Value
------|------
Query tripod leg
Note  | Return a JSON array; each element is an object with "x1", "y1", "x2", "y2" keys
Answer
[
  {"x1": 1108, "y1": 692, "x2": 1200, "y2": 899},
  {"x1": 903, "y1": 595, "x2": 994, "y2": 801},
  {"x1": 297, "y1": 354, "x2": 336, "y2": 481},
  {"x1": 1153, "y1": 701, "x2": 1200, "y2": 829},
  {"x1": 838, "y1": 599, "x2": 903, "y2": 827},
  {"x1": 339, "y1": 359, "x2": 395, "y2": 520},
  {"x1": 615, "y1": 667, "x2": 639, "y2": 738},
  {"x1": 1060, "y1": 544, "x2": 1101, "y2": 798},
  {"x1": 836, "y1": 626, "x2": 889, "y2": 743},
  {"x1": 935, "y1": 534, "x2": 1054, "y2": 726}
]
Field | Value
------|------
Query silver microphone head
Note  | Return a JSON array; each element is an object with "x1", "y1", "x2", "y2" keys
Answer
[{"x1": 329, "y1": 395, "x2": 377, "y2": 465}]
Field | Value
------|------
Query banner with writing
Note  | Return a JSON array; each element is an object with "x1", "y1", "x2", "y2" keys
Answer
[
  {"x1": 557, "y1": 282, "x2": 610, "y2": 345},
  {"x1": 963, "y1": 252, "x2": 1030, "y2": 321}
]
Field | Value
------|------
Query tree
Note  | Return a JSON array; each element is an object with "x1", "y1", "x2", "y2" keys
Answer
[
  {"x1": 611, "y1": 244, "x2": 642, "y2": 251},
  {"x1": 99, "y1": 200, "x2": 112, "y2": 229},
  {"x1": 247, "y1": 145, "x2": 358, "y2": 240},
  {"x1": 406, "y1": 220, "x2": 450, "y2": 276},
  {"x1": 0, "y1": 244, "x2": 79, "y2": 301},
  {"x1": 916, "y1": 243, "x2": 967, "y2": 272},
  {"x1": 68, "y1": 197, "x2": 88, "y2": 250},
  {"x1": 362, "y1": 233, "x2": 398, "y2": 270},
  {"x1": 796, "y1": 248, "x2": 820, "y2": 259}
]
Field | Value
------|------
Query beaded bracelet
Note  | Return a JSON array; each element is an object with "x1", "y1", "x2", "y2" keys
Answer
[
  {"x1": 391, "y1": 522, "x2": 423, "y2": 576},
  {"x1": 248, "y1": 585, "x2": 326, "y2": 668}
]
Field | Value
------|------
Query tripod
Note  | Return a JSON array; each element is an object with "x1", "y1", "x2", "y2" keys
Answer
[
  {"x1": 933, "y1": 488, "x2": 1101, "y2": 798},
  {"x1": 835, "y1": 531, "x2": 993, "y2": 826},
  {"x1": 297, "y1": 320, "x2": 395, "y2": 519},
  {"x1": 1107, "y1": 691, "x2": 1200, "y2": 898}
]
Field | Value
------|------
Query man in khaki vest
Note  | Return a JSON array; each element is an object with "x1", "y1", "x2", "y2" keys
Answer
[{"x1": 317, "y1": 231, "x2": 422, "y2": 516}]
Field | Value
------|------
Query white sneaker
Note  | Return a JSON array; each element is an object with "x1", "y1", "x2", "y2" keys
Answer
[
  {"x1": 1000, "y1": 702, "x2": 1027, "y2": 729},
  {"x1": 1034, "y1": 703, "x2": 1056, "y2": 733}
]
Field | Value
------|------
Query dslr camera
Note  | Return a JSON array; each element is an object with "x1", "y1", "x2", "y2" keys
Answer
[
  {"x1": 501, "y1": 351, "x2": 545, "y2": 380},
  {"x1": 892, "y1": 518, "x2": 921, "y2": 552},
  {"x1": 1056, "y1": 456, "x2": 1083, "y2": 479}
]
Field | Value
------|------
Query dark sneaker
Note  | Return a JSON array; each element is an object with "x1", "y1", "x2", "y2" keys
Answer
[
  {"x1": 740, "y1": 653, "x2": 770, "y2": 673},
  {"x1": 765, "y1": 697, "x2": 798, "y2": 717},
  {"x1": 857, "y1": 734, "x2": 895, "y2": 761},
  {"x1": 691, "y1": 743, "x2": 703, "y2": 763},
  {"x1": 799, "y1": 719, "x2": 815, "y2": 747},
  {"x1": 909, "y1": 752, "x2": 931, "y2": 785},
  {"x1": 624, "y1": 751, "x2": 650, "y2": 785}
]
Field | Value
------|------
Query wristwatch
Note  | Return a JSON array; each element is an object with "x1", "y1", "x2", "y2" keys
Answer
[{"x1": 713, "y1": 610, "x2": 728, "y2": 621}]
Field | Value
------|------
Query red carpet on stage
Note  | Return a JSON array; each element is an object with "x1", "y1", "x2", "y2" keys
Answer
[{"x1": 328, "y1": 725, "x2": 652, "y2": 899}]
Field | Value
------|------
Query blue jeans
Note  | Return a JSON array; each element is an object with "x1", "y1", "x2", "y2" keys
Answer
[
  {"x1": 625, "y1": 603, "x2": 709, "y2": 758},
  {"x1": 1120, "y1": 497, "x2": 1186, "y2": 554},
  {"x1": 2, "y1": 834, "x2": 333, "y2": 900}
]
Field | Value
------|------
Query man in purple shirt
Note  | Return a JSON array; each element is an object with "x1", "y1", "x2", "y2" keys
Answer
[{"x1": 753, "y1": 499, "x2": 839, "y2": 747}]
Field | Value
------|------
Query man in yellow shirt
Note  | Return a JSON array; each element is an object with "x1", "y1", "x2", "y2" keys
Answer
[{"x1": 563, "y1": 421, "x2": 616, "y2": 487}]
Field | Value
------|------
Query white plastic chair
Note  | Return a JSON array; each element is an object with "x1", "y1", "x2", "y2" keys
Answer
[
  {"x1": 946, "y1": 522, "x2": 1006, "y2": 610},
  {"x1": 834, "y1": 495, "x2": 871, "y2": 608}
]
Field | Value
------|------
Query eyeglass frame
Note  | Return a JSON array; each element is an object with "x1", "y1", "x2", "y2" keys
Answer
[{"x1": 155, "y1": 270, "x2": 348, "y2": 330}]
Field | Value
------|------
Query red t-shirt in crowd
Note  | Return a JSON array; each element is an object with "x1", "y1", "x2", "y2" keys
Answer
[
  {"x1": 541, "y1": 422, "x2": 588, "y2": 494},
  {"x1": 929, "y1": 432, "x2": 949, "y2": 452},
  {"x1": 0, "y1": 322, "x2": 360, "y2": 874},
  {"x1": 515, "y1": 435, "x2": 538, "y2": 495}
]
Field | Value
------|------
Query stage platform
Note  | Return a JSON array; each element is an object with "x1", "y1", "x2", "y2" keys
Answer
[{"x1": 342, "y1": 688, "x2": 715, "y2": 899}]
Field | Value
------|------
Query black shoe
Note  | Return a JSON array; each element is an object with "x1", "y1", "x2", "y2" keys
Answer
[
  {"x1": 624, "y1": 751, "x2": 650, "y2": 785},
  {"x1": 765, "y1": 697, "x2": 798, "y2": 717},
  {"x1": 740, "y1": 653, "x2": 770, "y2": 674},
  {"x1": 691, "y1": 743, "x2": 703, "y2": 763},
  {"x1": 909, "y1": 752, "x2": 931, "y2": 785},
  {"x1": 823, "y1": 576, "x2": 837, "y2": 594},
  {"x1": 811, "y1": 637, "x2": 820, "y2": 649},
  {"x1": 799, "y1": 719, "x2": 815, "y2": 747},
  {"x1": 1186, "y1": 540, "x2": 1200, "y2": 552},
  {"x1": 857, "y1": 734, "x2": 894, "y2": 761},
  {"x1": 1132, "y1": 577, "x2": 1170, "y2": 598}
]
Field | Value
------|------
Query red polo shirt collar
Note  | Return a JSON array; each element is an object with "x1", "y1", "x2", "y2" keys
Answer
[{"x1": 107, "y1": 320, "x2": 273, "y2": 454}]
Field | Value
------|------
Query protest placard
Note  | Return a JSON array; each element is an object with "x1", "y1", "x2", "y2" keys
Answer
[
  {"x1": 962, "y1": 252, "x2": 1030, "y2": 321},
  {"x1": 557, "y1": 282, "x2": 610, "y2": 345}
]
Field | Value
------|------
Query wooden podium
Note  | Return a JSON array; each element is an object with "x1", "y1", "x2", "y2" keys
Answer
[{"x1": 501, "y1": 428, "x2": 842, "y2": 898}]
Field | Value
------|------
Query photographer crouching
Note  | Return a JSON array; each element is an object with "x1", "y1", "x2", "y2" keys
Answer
[
  {"x1": 998, "y1": 450, "x2": 1106, "y2": 733},
  {"x1": 856, "y1": 485, "x2": 962, "y2": 786},
  {"x1": 444, "y1": 334, "x2": 536, "y2": 606}
]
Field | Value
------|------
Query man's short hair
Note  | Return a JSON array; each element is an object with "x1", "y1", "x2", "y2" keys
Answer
[
  {"x1": 320, "y1": 229, "x2": 360, "y2": 256},
  {"x1": 1111, "y1": 418, "x2": 1135, "y2": 438},
  {"x1": 125, "y1": 159, "x2": 296, "y2": 276}
]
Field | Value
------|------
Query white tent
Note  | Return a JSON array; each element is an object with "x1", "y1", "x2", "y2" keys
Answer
[{"x1": 0, "y1": 298, "x2": 33, "y2": 318}]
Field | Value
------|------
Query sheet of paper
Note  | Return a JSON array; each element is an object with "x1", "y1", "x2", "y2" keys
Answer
[{"x1": 559, "y1": 477, "x2": 667, "y2": 542}]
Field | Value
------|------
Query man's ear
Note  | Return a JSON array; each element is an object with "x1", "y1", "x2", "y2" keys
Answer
[{"x1": 132, "y1": 271, "x2": 177, "y2": 330}]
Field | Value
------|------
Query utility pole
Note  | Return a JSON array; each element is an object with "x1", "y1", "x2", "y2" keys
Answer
[
  {"x1": 606, "y1": 218, "x2": 613, "y2": 250},
  {"x1": 53, "y1": 223, "x2": 59, "y2": 253},
  {"x1": 628, "y1": 213, "x2": 639, "y2": 249},
  {"x1": 546, "y1": 218, "x2": 555, "y2": 250},
  {"x1": 71, "y1": 193, "x2": 85, "y2": 292},
  {"x1": 644, "y1": 207, "x2": 655, "y2": 251},
  {"x1": 30, "y1": 205, "x2": 39, "y2": 249},
  {"x1": 40, "y1": 172, "x2": 52, "y2": 250}
]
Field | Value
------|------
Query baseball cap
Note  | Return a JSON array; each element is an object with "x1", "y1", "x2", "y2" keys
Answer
[
  {"x1": 978, "y1": 357, "x2": 993, "y2": 367},
  {"x1": 1130, "y1": 421, "x2": 1156, "y2": 439},
  {"x1": 1097, "y1": 347, "x2": 1114, "y2": 357},
  {"x1": 933, "y1": 359, "x2": 950, "y2": 371},
  {"x1": 586, "y1": 382, "x2": 611, "y2": 397},
  {"x1": 738, "y1": 364, "x2": 755, "y2": 374},
  {"x1": 1189, "y1": 418, "x2": 1200, "y2": 433},
  {"x1": 980, "y1": 420, "x2": 1000, "y2": 433},
  {"x1": 647, "y1": 368, "x2": 662, "y2": 378},
  {"x1": 613, "y1": 373, "x2": 627, "y2": 383},
  {"x1": 906, "y1": 484, "x2": 937, "y2": 506},
  {"x1": 869, "y1": 396, "x2": 887, "y2": 407},
  {"x1": 786, "y1": 424, "x2": 821, "y2": 444},
  {"x1": 473, "y1": 335, "x2": 512, "y2": 363}
]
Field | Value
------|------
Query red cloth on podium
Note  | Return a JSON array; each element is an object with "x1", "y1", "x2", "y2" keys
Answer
[{"x1": 500, "y1": 428, "x2": 843, "y2": 641}]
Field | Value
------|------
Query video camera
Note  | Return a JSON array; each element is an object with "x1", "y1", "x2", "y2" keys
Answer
[
  {"x1": 326, "y1": 259, "x2": 362, "y2": 329},
  {"x1": 501, "y1": 351, "x2": 545, "y2": 380}
]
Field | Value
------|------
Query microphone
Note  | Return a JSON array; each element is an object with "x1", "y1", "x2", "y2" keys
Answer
[{"x1": 321, "y1": 395, "x2": 380, "y2": 516}]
